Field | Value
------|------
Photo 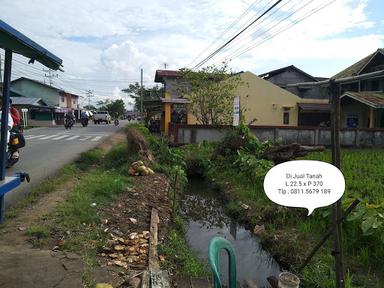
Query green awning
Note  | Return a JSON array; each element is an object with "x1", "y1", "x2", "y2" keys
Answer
[{"x1": 0, "y1": 19, "x2": 62, "y2": 70}]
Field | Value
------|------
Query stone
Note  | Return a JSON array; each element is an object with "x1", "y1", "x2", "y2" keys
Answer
[
  {"x1": 240, "y1": 202, "x2": 250, "y2": 210},
  {"x1": 128, "y1": 277, "x2": 141, "y2": 288},
  {"x1": 114, "y1": 245, "x2": 125, "y2": 251},
  {"x1": 253, "y1": 224, "x2": 265, "y2": 236}
]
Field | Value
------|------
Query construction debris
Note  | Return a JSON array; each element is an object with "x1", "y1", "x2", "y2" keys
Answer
[{"x1": 101, "y1": 231, "x2": 150, "y2": 268}]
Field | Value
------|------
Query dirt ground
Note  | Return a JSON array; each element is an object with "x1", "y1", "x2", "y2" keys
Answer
[{"x1": 0, "y1": 130, "x2": 172, "y2": 288}]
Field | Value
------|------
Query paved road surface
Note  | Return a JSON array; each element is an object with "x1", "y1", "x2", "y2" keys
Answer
[{"x1": 5, "y1": 120, "x2": 128, "y2": 207}]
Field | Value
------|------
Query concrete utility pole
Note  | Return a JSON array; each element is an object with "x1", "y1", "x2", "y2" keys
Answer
[
  {"x1": 43, "y1": 68, "x2": 58, "y2": 86},
  {"x1": 140, "y1": 68, "x2": 143, "y2": 119},
  {"x1": 86, "y1": 90, "x2": 93, "y2": 108},
  {"x1": 0, "y1": 54, "x2": 2, "y2": 81}
]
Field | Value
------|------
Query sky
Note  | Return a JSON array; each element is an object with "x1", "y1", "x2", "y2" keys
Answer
[{"x1": 1, "y1": 0, "x2": 383, "y2": 109}]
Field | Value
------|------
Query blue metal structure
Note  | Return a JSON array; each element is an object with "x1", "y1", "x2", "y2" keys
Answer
[{"x1": 0, "y1": 19, "x2": 63, "y2": 222}]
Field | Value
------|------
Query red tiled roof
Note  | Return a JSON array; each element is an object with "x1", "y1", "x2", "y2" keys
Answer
[
  {"x1": 154, "y1": 70, "x2": 182, "y2": 82},
  {"x1": 341, "y1": 91, "x2": 384, "y2": 108}
]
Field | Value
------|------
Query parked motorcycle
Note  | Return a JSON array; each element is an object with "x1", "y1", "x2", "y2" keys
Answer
[
  {"x1": 64, "y1": 118, "x2": 75, "y2": 129},
  {"x1": 7, "y1": 128, "x2": 25, "y2": 168},
  {"x1": 81, "y1": 118, "x2": 89, "y2": 127},
  {"x1": 114, "y1": 119, "x2": 119, "y2": 126}
]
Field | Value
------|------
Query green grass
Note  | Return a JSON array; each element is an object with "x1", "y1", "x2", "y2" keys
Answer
[
  {"x1": 158, "y1": 217, "x2": 210, "y2": 277},
  {"x1": 57, "y1": 169, "x2": 128, "y2": 227},
  {"x1": 179, "y1": 145, "x2": 384, "y2": 286}
]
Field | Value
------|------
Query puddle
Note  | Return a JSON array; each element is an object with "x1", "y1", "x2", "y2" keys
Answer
[{"x1": 181, "y1": 178, "x2": 281, "y2": 288}]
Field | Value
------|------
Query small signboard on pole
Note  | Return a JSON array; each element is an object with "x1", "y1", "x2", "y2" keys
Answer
[{"x1": 233, "y1": 96, "x2": 240, "y2": 126}]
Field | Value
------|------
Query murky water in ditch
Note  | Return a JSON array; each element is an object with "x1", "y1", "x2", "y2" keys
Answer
[{"x1": 181, "y1": 178, "x2": 281, "y2": 288}]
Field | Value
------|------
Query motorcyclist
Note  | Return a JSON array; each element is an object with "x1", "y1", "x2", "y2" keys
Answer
[
  {"x1": 0, "y1": 98, "x2": 14, "y2": 143},
  {"x1": 64, "y1": 111, "x2": 75, "y2": 129},
  {"x1": 81, "y1": 111, "x2": 89, "y2": 126}
]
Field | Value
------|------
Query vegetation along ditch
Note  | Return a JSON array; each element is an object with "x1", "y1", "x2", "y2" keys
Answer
[{"x1": 131, "y1": 123, "x2": 384, "y2": 287}]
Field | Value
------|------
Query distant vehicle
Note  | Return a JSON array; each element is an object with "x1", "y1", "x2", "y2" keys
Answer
[{"x1": 93, "y1": 111, "x2": 111, "y2": 124}]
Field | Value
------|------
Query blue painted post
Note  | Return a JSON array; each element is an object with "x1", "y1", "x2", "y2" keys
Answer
[{"x1": 0, "y1": 49, "x2": 12, "y2": 222}]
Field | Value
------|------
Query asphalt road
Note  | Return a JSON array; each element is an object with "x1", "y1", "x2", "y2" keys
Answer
[{"x1": 4, "y1": 120, "x2": 128, "y2": 207}]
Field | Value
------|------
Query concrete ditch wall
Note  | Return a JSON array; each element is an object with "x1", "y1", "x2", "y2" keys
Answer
[{"x1": 170, "y1": 124, "x2": 384, "y2": 147}]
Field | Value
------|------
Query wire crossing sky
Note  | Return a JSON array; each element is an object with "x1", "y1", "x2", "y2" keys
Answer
[{"x1": 1, "y1": 0, "x2": 383, "y2": 107}]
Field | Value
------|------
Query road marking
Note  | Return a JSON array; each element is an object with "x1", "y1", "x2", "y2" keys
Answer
[
  {"x1": 52, "y1": 135, "x2": 70, "y2": 140},
  {"x1": 91, "y1": 136, "x2": 103, "y2": 141},
  {"x1": 24, "y1": 135, "x2": 47, "y2": 139},
  {"x1": 79, "y1": 136, "x2": 92, "y2": 141},
  {"x1": 39, "y1": 134, "x2": 61, "y2": 140},
  {"x1": 66, "y1": 135, "x2": 80, "y2": 140}
]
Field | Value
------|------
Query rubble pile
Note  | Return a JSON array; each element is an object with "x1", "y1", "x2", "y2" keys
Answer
[
  {"x1": 128, "y1": 161, "x2": 155, "y2": 176},
  {"x1": 101, "y1": 231, "x2": 150, "y2": 269}
]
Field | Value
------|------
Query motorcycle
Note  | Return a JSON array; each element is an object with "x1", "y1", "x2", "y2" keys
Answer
[
  {"x1": 64, "y1": 118, "x2": 75, "y2": 129},
  {"x1": 114, "y1": 119, "x2": 119, "y2": 126},
  {"x1": 7, "y1": 128, "x2": 25, "y2": 168},
  {"x1": 81, "y1": 117, "x2": 89, "y2": 127}
]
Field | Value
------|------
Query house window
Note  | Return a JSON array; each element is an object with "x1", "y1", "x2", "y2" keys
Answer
[
  {"x1": 283, "y1": 111, "x2": 289, "y2": 125},
  {"x1": 61, "y1": 96, "x2": 65, "y2": 102},
  {"x1": 346, "y1": 115, "x2": 358, "y2": 128},
  {"x1": 73, "y1": 100, "x2": 76, "y2": 104}
]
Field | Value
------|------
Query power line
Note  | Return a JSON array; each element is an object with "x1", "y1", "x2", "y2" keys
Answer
[
  {"x1": 219, "y1": 0, "x2": 316, "y2": 63},
  {"x1": 226, "y1": 0, "x2": 336, "y2": 62},
  {"x1": 192, "y1": 0, "x2": 283, "y2": 70},
  {"x1": 204, "y1": 0, "x2": 298, "y2": 66},
  {"x1": 188, "y1": 0, "x2": 265, "y2": 67}
]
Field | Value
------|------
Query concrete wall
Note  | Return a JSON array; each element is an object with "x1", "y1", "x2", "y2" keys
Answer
[
  {"x1": 237, "y1": 72, "x2": 328, "y2": 127},
  {"x1": 171, "y1": 124, "x2": 384, "y2": 147}
]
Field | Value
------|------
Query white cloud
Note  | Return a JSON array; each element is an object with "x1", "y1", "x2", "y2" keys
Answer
[{"x1": 0, "y1": 0, "x2": 383, "y2": 102}]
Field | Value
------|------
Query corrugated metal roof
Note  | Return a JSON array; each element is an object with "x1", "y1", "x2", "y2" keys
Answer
[
  {"x1": 10, "y1": 97, "x2": 47, "y2": 106},
  {"x1": 298, "y1": 103, "x2": 331, "y2": 111},
  {"x1": 341, "y1": 91, "x2": 384, "y2": 108},
  {"x1": 333, "y1": 49, "x2": 384, "y2": 79},
  {"x1": 259, "y1": 65, "x2": 319, "y2": 82},
  {"x1": 154, "y1": 70, "x2": 182, "y2": 82}
]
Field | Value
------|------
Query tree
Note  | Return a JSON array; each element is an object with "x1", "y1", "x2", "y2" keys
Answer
[
  {"x1": 96, "y1": 99, "x2": 125, "y2": 118},
  {"x1": 179, "y1": 64, "x2": 242, "y2": 125},
  {"x1": 121, "y1": 83, "x2": 163, "y2": 112},
  {"x1": 83, "y1": 104, "x2": 96, "y2": 111}
]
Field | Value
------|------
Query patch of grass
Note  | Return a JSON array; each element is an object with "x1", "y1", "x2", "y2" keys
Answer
[
  {"x1": 76, "y1": 148, "x2": 104, "y2": 170},
  {"x1": 103, "y1": 141, "x2": 131, "y2": 170},
  {"x1": 5, "y1": 164, "x2": 80, "y2": 219},
  {"x1": 26, "y1": 225, "x2": 50, "y2": 247},
  {"x1": 159, "y1": 224, "x2": 210, "y2": 278},
  {"x1": 57, "y1": 169, "x2": 129, "y2": 227}
]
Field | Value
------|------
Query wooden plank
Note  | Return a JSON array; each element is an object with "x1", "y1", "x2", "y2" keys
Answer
[
  {"x1": 141, "y1": 270, "x2": 151, "y2": 288},
  {"x1": 148, "y1": 208, "x2": 160, "y2": 271},
  {"x1": 151, "y1": 270, "x2": 171, "y2": 288}
]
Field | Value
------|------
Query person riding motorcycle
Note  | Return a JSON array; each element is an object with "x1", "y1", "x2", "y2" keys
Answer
[
  {"x1": 64, "y1": 112, "x2": 75, "y2": 129},
  {"x1": 80, "y1": 111, "x2": 89, "y2": 127}
]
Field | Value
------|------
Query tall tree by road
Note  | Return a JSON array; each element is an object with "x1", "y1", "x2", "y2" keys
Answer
[
  {"x1": 121, "y1": 83, "x2": 163, "y2": 111},
  {"x1": 97, "y1": 99, "x2": 125, "y2": 118},
  {"x1": 179, "y1": 64, "x2": 242, "y2": 125}
]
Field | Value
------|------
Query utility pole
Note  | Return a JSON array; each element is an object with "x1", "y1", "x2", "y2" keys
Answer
[
  {"x1": 0, "y1": 54, "x2": 2, "y2": 82},
  {"x1": 85, "y1": 90, "x2": 93, "y2": 109},
  {"x1": 330, "y1": 79, "x2": 345, "y2": 288},
  {"x1": 43, "y1": 68, "x2": 58, "y2": 86},
  {"x1": 140, "y1": 69, "x2": 143, "y2": 119},
  {"x1": 164, "y1": 63, "x2": 167, "y2": 70}
]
